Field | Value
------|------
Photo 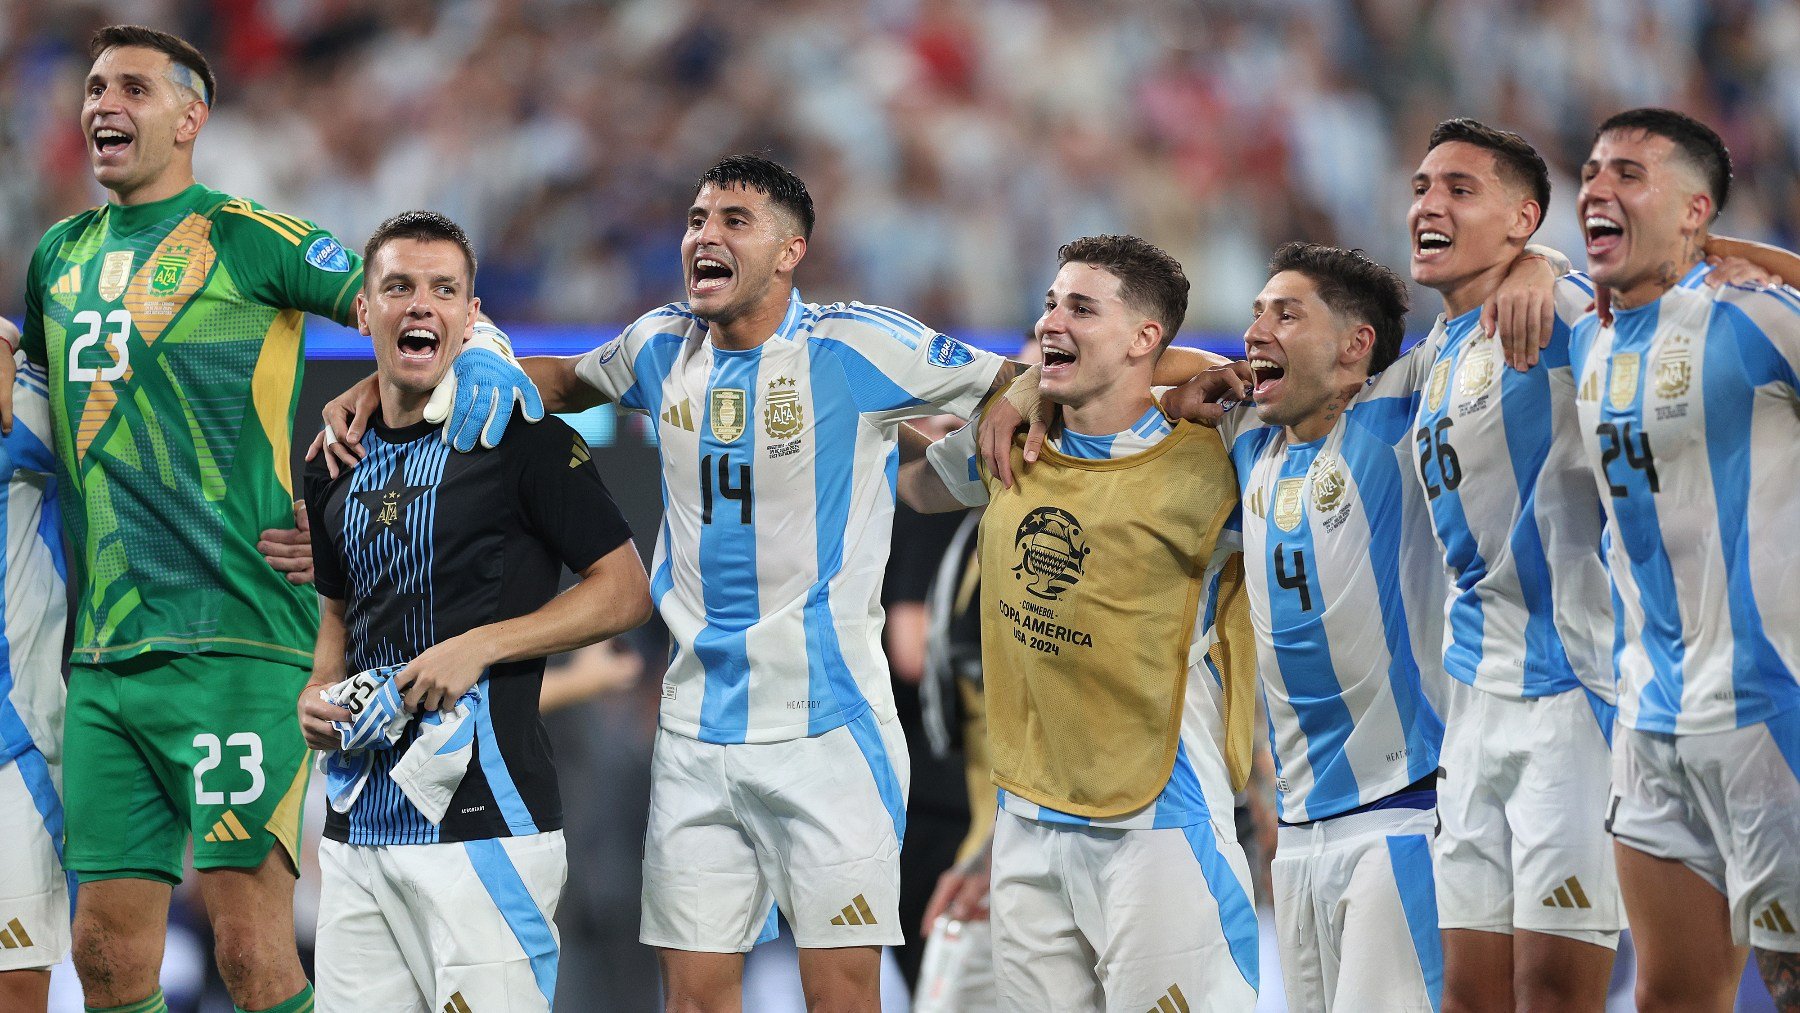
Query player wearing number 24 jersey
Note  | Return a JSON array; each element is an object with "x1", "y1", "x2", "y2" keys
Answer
[{"x1": 1572, "y1": 108, "x2": 1800, "y2": 1010}]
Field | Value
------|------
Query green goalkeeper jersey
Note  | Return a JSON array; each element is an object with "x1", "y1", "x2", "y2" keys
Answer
[{"x1": 22, "y1": 183, "x2": 363, "y2": 666}]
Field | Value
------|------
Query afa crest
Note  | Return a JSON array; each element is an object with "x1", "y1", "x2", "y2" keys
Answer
[
  {"x1": 1309, "y1": 457, "x2": 1347, "y2": 514},
  {"x1": 1653, "y1": 335, "x2": 1692, "y2": 399},
  {"x1": 150, "y1": 250, "x2": 191, "y2": 296},
  {"x1": 710, "y1": 388, "x2": 747, "y2": 442},
  {"x1": 764, "y1": 376, "x2": 804, "y2": 440}
]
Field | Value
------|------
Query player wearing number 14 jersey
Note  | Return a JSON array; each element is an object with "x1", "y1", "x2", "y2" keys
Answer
[{"x1": 14, "y1": 26, "x2": 359, "y2": 1013}]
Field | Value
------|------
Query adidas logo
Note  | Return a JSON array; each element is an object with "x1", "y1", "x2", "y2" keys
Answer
[
  {"x1": 569, "y1": 438, "x2": 591, "y2": 469},
  {"x1": 662, "y1": 399, "x2": 696, "y2": 432},
  {"x1": 1246, "y1": 487, "x2": 1267, "y2": 518},
  {"x1": 0, "y1": 917, "x2": 34, "y2": 949},
  {"x1": 1147, "y1": 983, "x2": 1191, "y2": 1013},
  {"x1": 1541, "y1": 876, "x2": 1592, "y2": 910},
  {"x1": 1578, "y1": 371, "x2": 1601, "y2": 402},
  {"x1": 829, "y1": 895, "x2": 877, "y2": 927},
  {"x1": 1754, "y1": 901, "x2": 1796, "y2": 935},
  {"x1": 203, "y1": 810, "x2": 252, "y2": 843},
  {"x1": 443, "y1": 991, "x2": 474, "y2": 1013},
  {"x1": 51, "y1": 266, "x2": 82, "y2": 297}
]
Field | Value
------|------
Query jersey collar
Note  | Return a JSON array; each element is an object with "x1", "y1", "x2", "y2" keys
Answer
[{"x1": 106, "y1": 183, "x2": 207, "y2": 237}]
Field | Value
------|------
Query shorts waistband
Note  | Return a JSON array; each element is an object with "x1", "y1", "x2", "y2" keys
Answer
[{"x1": 1277, "y1": 801, "x2": 1434, "y2": 850}]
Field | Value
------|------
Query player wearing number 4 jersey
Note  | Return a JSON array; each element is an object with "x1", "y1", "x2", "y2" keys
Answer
[
  {"x1": 1196, "y1": 246, "x2": 1449, "y2": 1013},
  {"x1": 12, "y1": 25, "x2": 357, "y2": 1013},
  {"x1": 1571, "y1": 108, "x2": 1800, "y2": 1011}
]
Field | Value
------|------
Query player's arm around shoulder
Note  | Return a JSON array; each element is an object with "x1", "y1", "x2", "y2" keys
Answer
[
  {"x1": 1712, "y1": 278, "x2": 1800, "y2": 383},
  {"x1": 396, "y1": 416, "x2": 652, "y2": 713},
  {"x1": 900, "y1": 416, "x2": 989, "y2": 514},
  {"x1": 815, "y1": 301, "x2": 1011, "y2": 420}
]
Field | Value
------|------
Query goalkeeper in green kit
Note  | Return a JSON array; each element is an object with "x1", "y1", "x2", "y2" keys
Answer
[{"x1": 0, "y1": 25, "x2": 448, "y2": 1013}]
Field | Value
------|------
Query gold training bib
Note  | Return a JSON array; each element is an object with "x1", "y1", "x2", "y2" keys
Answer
[{"x1": 978, "y1": 420, "x2": 1250, "y2": 818}]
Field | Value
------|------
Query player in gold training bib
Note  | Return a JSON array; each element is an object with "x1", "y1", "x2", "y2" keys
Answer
[{"x1": 901, "y1": 235, "x2": 1260, "y2": 1012}]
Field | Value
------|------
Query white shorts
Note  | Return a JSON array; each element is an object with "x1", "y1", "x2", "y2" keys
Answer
[
  {"x1": 0, "y1": 750, "x2": 69, "y2": 972},
  {"x1": 1273, "y1": 805, "x2": 1441, "y2": 1013},
  {"x1": 1435, "y1": 683, "x2": 1623, "y2": 945},
  {"x1": 914, "y1": 915, "x2": 996, "y2": 1013},
  {"x1": 641, "y1": 711, "x2": 909, "y2": 951},
  {"x1": 990, "y1": 809, "x2": 1258, "y2": 1013},
  {"x1": 1609, "y1": 709, "x2": 1800, "y2": 953},
  {"x1": 315, "y1": 830, "x2": 566, "y2": 1013}
]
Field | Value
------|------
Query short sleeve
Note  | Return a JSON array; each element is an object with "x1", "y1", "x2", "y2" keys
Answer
[
  {"x1": 1541, "y1": 272, "x2": 1597, "y2": 371},
  {"x1": 303, "y1": 457, "x2": 348, "y2": 600},
  {"x1": 925, "y1": 419, "x2": 991, "y2": 508},
  {"x1": 812, "y1": 304, "x2": 1004, "y2": 422},
  {"x1": 19, "y1": 223, "x2": 69, "y2": 367},
  {"x1": 573, "y1": 305, "x2": 693, "y2": 411},
  {"x1": 3, "y1": 361, "x2": 59, "y2": 475},
  {"x1": 215, "y1": 201, "x2": 363, "y2": 325},
  {"x1": 507, "y1": 415, "x2": 634, "y2": 572},
  {"x1": 1715, "y1": 283, "x2": 1800, "y2": 394}
]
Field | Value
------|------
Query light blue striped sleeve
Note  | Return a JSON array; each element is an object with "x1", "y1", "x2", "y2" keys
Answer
[{"x1": 4, "y1": 362, "x2": 57, "y2": 475}]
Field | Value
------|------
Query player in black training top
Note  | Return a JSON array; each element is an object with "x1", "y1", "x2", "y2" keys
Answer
[{"x1": 296, "y1": 211, "x2": 651, "y2": 1013}]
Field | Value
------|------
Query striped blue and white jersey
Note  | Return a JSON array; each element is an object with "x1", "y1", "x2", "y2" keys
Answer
[
  {"x1": 1411, "y1": 273, "x2": 1615, "y2": 703},
  {"x1": 928, "y1": 405, "x2": 1241, "y2": 830},
  {"x1": 1569, "y1": 263, "x2": 1800, "y2": 735},
  {"x1": 1224, "y1": 347, "x2": 1448, "y2": 824},
  {"x1": 0, "y1": 360, "x2": 67, "y2": 773},
  {"x1": 577, "y1": 290, "x2": 1003, "y2": 744}
]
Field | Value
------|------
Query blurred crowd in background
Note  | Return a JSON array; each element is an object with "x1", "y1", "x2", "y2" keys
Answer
[
  {"x1": 8, "y1": 1, "x2": 1800, "y2": 1009},
  {"x1": 7, "y1": 0, "x2": 1800, "y2": 336}
]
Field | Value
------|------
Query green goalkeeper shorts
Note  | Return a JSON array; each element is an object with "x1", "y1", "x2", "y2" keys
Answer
[{"x1": 63, "y1": 652, "x2": 313, "y2": 884}]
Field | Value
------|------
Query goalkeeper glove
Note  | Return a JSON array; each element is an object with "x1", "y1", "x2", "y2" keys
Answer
[{"x1": 425, "y1": 322, "x2": 545, "y2": 451}]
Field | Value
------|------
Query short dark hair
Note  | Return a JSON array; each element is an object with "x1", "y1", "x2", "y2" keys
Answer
[
  {"x1": 697, "y1": 154, "x2": 816, "y2": 239},
  {"x1": 363, "y1": 211, "x2": 478, "y2": 289},
  {"x1": 1594, "y1": 107, "x2": 1731, "y2": 219},
  {"x1": 90, "y1": 25, "x2": 215, "y2": 107},
  {"x1": 1267, "y1": 243, "x2": 1409, "y2": 374},
  {"x1": 1057, "y1": 235, "x2": 1190, "y2": 347},
  {"x1": 1427, "y1": 118, "x2": 1551, "y2": 231}
]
